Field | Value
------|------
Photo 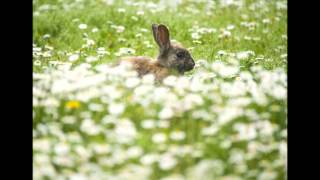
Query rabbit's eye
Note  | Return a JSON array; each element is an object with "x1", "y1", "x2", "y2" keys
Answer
[{"x1": 177, "y1": 52, "x2": 184, "y2": 58}]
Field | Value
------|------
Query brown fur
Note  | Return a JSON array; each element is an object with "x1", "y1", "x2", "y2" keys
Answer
[
  {"x1": 120, "y1": 56, "x2": 170, "y2": 81},
  {"x1": 117, "y1": 24, "x2": 195, "y2": 82}
]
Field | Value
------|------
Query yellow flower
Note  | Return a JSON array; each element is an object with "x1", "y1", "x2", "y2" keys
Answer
[
  {"x1": 66, "y1": 100, "x2": 80, "y2": 109},
  {"x1": 126, "y1": 95, "x2": 133, "y2": 101}
]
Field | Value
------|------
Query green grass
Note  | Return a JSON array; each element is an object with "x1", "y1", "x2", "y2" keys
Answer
[
  {"x1": 33, "y1": 0, "x2": 287, "y2": 71},
  {"x1": 33, "y1": 0, "x2": 287, "y2": 179}
]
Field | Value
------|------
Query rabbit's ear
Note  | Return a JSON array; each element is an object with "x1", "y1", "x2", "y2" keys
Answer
[
  {"x1": 157, "y1": 24, "x2": 171, "y2": 51},
  {"x1": 152, "y1": 24, "x2": 159, "y2": 46}
]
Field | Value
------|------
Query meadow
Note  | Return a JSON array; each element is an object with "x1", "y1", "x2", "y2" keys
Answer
[{"x1": 33, "y1": 0, "x2": 287, "y2": 179}]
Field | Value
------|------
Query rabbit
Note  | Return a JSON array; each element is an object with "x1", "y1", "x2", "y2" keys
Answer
[{"x1": 119, "y1": 24, "x2": 195, "y2": 81}]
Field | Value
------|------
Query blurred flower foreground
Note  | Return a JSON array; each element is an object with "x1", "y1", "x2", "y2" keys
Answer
[{"x1": 33, "y1": 59, "x2": 287, "y2": 180}]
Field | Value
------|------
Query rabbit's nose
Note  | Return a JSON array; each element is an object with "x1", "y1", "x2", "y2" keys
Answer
[
  {"x1": 188, "y1": 60, "x2": 195, "y2": 68},
  {"x1": 190, "y1": 61, "x2": 195, "y2": 67},
  {"x1": 185, "y1": 60, "x2": 195, "y2": 71}
]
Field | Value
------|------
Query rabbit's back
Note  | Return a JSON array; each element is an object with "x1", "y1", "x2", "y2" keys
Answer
[{"x1": 121, "y1": 56, "x2": 170, "y2": 81}]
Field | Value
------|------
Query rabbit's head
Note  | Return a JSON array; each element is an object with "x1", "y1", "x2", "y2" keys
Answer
[{"x1": 152, "y1": 24, "x2": 195, "y2": 74}]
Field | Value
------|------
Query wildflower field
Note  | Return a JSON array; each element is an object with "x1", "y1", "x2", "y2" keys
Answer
[{"x1": 33, "y1": 0, "x2": 287, "y2": 179}]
